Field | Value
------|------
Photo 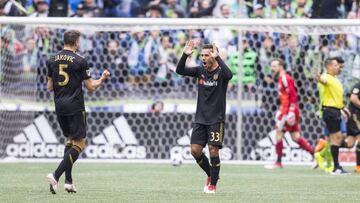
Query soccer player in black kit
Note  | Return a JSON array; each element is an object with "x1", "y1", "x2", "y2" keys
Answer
[
  {"x1": 46, "y1": 30, "x2": 110, "y2": 194},
  {"x1": 176, "y1": 40, "x2": 232, "y2": 194}
]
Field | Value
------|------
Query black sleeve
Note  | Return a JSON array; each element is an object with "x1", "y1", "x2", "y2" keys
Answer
[
  {"x1": 81, "y1": 58, "x2": 91, "y2": 80},
  {"x1": 351, "y1": 83, "x2": 360, "y2": 96},
  {"x1": 215, "y1": 56, "x2": 233, "y2": 80},
  {"x1": 46, "y1": 58, "x2": 52, "y2": 78},
  {"x1": 176, "y1": 53, "x2": 200, "y2": 77}
]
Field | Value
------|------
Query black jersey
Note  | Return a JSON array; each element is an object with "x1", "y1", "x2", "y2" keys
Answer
[
  {"x1": 47, "y1": 49, "x2": 91, "y2": 115},
  {"x1": 176, "y1": 54, "x2": 233, "y2": 125},
  {"x1": 349, "y1": 82, "x2": 360, "y2": 116}
]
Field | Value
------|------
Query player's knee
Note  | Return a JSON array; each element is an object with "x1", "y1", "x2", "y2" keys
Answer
[
  {"x1": 275, "y1": 132, "x2": 284, "y2": 141},
  {"x1": 329, "y1": 132, "x2": 342, "y2": 145},
  {"x1": 191, "y1": 147, "x2": 202, "y2": 158},
  {"x1": 208, "y1": 145, "x2": 219, "y2": 157},
  {"x1": 65, "y1": 138, "x2": 72, "y2": 146},
  {"x1": 290, "y1": 133, "x2": 300, "y2": 142},
  {"x1": 191, "y1": 148, "x2": 202, "y2": 158},
  {"x1": 71, "y1": 138, "x2": 86, "y2": 151},
  {"x1": 357, "y1": 135, "x2": 360, "y2": 143}
]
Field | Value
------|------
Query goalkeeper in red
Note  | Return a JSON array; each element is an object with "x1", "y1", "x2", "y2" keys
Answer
[
  {"x1": 176, "y1": 41, "x2": 232, "y2": 194},
  {"x1": 265, "y1": 58, "x2": 313, "y2": 169}
]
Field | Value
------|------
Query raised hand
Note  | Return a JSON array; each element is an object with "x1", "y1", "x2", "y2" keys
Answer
[
  {"x1": 183, "y1": 40, "x2": 195, "y2": 56},
  {"x1": 101, "y1": 69, "x2": 110, "y2": 81},
  {"x1": 210, "y1": 43, "x2": 218, "y2": 58},
  {"x1": 314, "y1": 72, "x2": 321, "y2": 82}
]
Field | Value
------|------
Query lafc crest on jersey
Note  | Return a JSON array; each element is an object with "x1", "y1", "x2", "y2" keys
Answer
[
  {"x1": 213, "y1": 74, "x2": 219, "y2": 81},
  {"x1": 86, "y1": 69, "x2": 91, "y2": 77},
  {"x1": 353, "y1": 88, "x2": 359, "y2": 94}
]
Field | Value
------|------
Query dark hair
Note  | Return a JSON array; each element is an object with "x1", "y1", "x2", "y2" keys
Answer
[
  {"x1": 325, "y1": 57, "x2": 336, "y2": 68},
  {"x1": 201, "y1": 44, "x2": 219, "y2": 52},
  {"x1": 63, "y1": 30, "x2": 81, "y2": 46},
  {"x1": 333, "y1": 56, "x2": 344, "y2": 64},
  {"x1": 220, "y1": 3, "x2": 228, "y2": 10},
  {"x1": 271, "y1": 58, "x2": 285, "y2": 67}
]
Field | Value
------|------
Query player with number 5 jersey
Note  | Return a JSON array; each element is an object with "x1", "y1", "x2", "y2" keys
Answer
[{"x1": 46, "y1": 30, "x2": 110, "y2": 195}]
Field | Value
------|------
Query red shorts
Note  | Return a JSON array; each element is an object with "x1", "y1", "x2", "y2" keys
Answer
[
  {"x1": 283, "y1": 107, "x2": 300, "y2": 132},
  {"x1": 275, "y1": 107, "x2": 300, "y2": 132}
]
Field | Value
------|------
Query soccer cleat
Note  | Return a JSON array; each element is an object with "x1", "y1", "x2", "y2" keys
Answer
[
  {"x1": 64, "y1": 183, "x2": 77, "y2": 193},
  {"x1": 330, "y1": 166, "x2": 350, "y2": 175},
  {"x1": 354, "y1": 165, "x2": 360, "y2": 173},
  {"x1": 311, "y1": 162, "x2": 319, "y2": 170},
  {"x1": 46, "y1": 173, "x2": 58, "y2": 194},
  {"x1": 325, "y1": 165, "x2": 334, "y2": 174},
  {"x1": 315, "y1": 138, "x2": 327, "y2": 153},
  {"x1": 203, "y1": 177, "x2": 211, "y2": 193},
  {"x1": 314, "y1": 152, "x2": 325, "y2": 171},
  {"x1": 264, "y1": 162, "x2": 283, "y2": 169},
  {"x1": 204, "y1": 185, "x2": 216, "y2": 194}
]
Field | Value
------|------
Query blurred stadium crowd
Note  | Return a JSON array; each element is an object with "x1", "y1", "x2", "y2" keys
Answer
[
  {"x1": 0, "y1": 0, "x2": 360, "y2": 111},
  {"x1": 1, "y1": 0, "x2": 360, "y2": 19}
]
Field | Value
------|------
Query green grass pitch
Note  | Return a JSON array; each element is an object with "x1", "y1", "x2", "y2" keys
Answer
[{"x1": 0, "y1": 163, "x2": 360, "y2": 203}]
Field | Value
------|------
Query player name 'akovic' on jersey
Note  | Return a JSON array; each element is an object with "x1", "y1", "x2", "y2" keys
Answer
[{"x1": 47, "y1": 50, "x2": 91, "y2": 115}]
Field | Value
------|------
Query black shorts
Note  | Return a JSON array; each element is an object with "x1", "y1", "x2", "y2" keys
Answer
[
  {"x1": 191, "y1": 122, "x2": 225, "y2": 149},
  {"x1": 322, "y1": 107, "x2": 341, "y2": 134},
  {"x1": 347, "y1": 114, "x2": 360, "y2": 137},
  {"x1": 57, "y1": 111, "x2": 87, "y2": 140}
]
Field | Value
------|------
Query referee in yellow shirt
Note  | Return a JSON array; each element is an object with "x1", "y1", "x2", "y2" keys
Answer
[{"x1": 316, "y1": 57, "x2": 349, "y2": 175}]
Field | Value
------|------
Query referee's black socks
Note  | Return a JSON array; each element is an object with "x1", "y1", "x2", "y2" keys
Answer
[
  {"x1": 330, "y1": 145, "x2": 340, "y2": 168},
  {"x1": 195, "y1": 153, "x2": 211, "y2": 177}
]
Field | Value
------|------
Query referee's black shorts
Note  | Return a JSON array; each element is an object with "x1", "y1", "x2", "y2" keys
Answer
[
  {"x1": 57, "y1": 111, "x2": 87, "y2": 140},
  {"x1": 322, "y1": 106, "x2": 342, "y2": 135}
]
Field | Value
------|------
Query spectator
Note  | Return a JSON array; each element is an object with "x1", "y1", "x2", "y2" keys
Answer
[
  {"x1": 188, "y1": 0, "x2": 217, "y2": 18},
  {"x1": 48, "y1": 0, "x2": 68, "y2": 16},
  {"x1": 253, "y1": 4, "x2": 264, "y2": 18},
  {"x1": 22, "y1": 37, "x2": 38, "y2": 74},
  {"x1": 218, "y1": 3, "x2": 230, "y2": 18},
  {"x1": 156, "y1": 34, "x2": 177, "y2": 83},
  {"x1": 130, "y1": 0, "x2": 149, "y2": 16},
  {"x1": 146, "y1": 4, "x2": 163, "y2": 17},
  {"x1": 71, "y1": 3, "x2": 85, "y2": 17},
  {"x1": 82, "y1": 0, "x2": 103, "y2": 17},
  {"x1": 104, "y1": 0, "x2": 130, "y2": 17},
  {"x1": 0, "y1": 0, "x2": 27, "y2": 16},
  {"x1": 204, "y1": 26, "x2": 234, "y2": 51},
  {"x1": 264, "y1": 0, "x2": 285, "y2": 18},
  {"x1": 312, "y1": 0, "x2": 340, "y2": 18},
  {"x1": 161, "y1": 0, "x2": 186, "y2": 18},
  {"x1": 30, "y1": 0, "x2": 48, "y2": 17},
  {"x1": 290, "y1": 0, "x2": 311, "y2": 18}
]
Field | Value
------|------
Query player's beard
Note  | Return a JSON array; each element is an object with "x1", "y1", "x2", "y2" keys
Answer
[
  {"x1": 204, "y1": 58, "x2": 215, "y2": 71},
  {"x1": 273, "y1": 70, "x2": 280, "y2": 80}
]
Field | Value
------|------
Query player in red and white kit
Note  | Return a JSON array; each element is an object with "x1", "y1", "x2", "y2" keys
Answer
[{"x1": 265, "y1": 58, "x2": 314, "y2": 169}]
